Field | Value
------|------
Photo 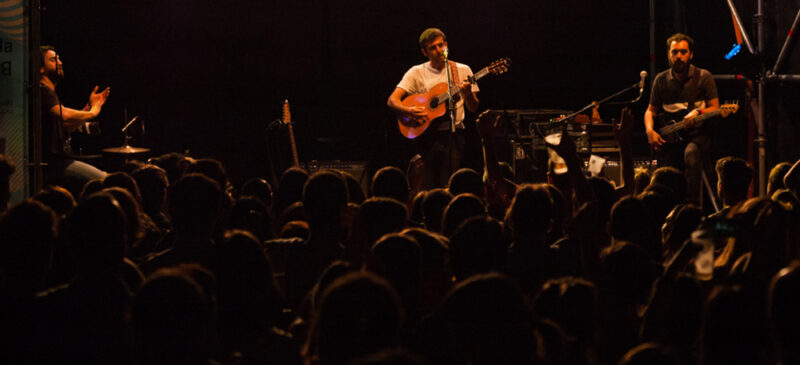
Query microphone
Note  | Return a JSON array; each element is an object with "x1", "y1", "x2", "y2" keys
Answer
[
  {"x1": 638, "y1": 70, "x2": 647, "y2": 92},
  {"x1": 121, "y1": 116, "x2": 139, "y2": 132},
  {"x1": 442, "y1": 47, "x2": 449, "y2": 60}
]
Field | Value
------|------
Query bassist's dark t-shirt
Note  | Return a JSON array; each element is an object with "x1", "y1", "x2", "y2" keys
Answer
[{"x1": 649, "y1": 65, "x2": 717, "y2": 114}]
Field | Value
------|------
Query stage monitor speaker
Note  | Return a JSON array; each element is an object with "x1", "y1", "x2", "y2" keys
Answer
[
  {"x1": 305, "y1": 160, "x2": 369, "y2": 193},
  {"x1": 593, "y1": 159, "x2": 657, "y2": 187}
]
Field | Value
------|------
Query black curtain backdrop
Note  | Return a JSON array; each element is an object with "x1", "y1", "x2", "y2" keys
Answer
[{"x1": 41, "y1": 0, "x2": 798, "y2": 186}]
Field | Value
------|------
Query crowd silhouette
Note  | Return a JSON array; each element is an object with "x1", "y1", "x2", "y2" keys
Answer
[{"x1": 1, "y1": 109, "x2": 800, "y2": 365}]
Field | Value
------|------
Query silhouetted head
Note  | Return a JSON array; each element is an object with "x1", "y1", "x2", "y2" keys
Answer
[
  {"x1": 441, "y1": 193, "x2": 486, "y2": 237},
  {"x1": 661, "y1": 204, "x2": 703, "y2": 258},
  {"x1": 310, "y1": 260, "x2": 356, "y2": 314},
  {"x1": 371, "y1": 233, "x2": 422, "y2": 320},
  {"x1": 132, "y1": 164, "x2": 169, "y2": 216},
  {"x1": 634, "y1": 167, "x2": 653, "y2": 196},
  {"x1": 168, "y1": 173, "x2": 223, "y2": 234},
  {"x1": 340, "y1": 170, "x2": 366, "y2": 204},
  {"x1": 640, "y1": 190, "x2": 678, "y2": 244},
  {"x1": 355, "y1": 197, "x2": 408, "y2": 246},
  {"x1": 120, "y1": 159, "x2": 145, "y2": 175},
  {"x1": 0, "y1": 154, "x2": 15, "y2": 211},
  {"x1": 769, "y1": 262, "x2": 800, "y2": 363},
  {"x1": 69, "y1": 192, "x2": 127, "y2": 272},
  {"x1": 421, "y1": 188, "x2": 452, "y2": 232},
  {"x1": 449, "y1": 216, "x2": 508, "y2": 281},
  {"x1": 505, "y1": 184, "x2": 554, "y2": 243},
  {"x1": 703, "y1": 284, "x2": 764, "y2": 365},
  {"x1": 439, "y1": 272, "x2": 534, "y2": 365},
  {"x1": 275, "y1": 167, "x2": 309, "y2": 216},
  {"x1": 408, "y1": 191, "x2": 426, "y2": 227},
  {"x1": 0, "y1": 200, "x2": 57, "y2": 292},
  {"x1": 102, "y1": 186, "x2": 144, "y2": 249},
  {"x1": 735, "y1": 197, "x2": 791, "y2": 277},
  {"x1": 186, "y1": 158, "x2": 229, "y2": 191},
  {"x1": 371, "y1": 166, "x2": 409, "y2": 204},
  {"x1": 588, "y1": 177, "x2": 618, "y2": 225},
  {"x1": 80, "y1": 179, "x2": 104, "y2": 200},
  {"x1": 103, "y1": 171, "x2": 143, "y2": 205},
  {"x1": 229, "y1": 196, "x2": 272, "y2": 241},
  {"x1": 534, "y1": 276, "x2": 598, "y2": 345},
  {"x1": 610, "y1": 196, "x2": 649, "y2": 245},
  {"x1": 148, "y1": 152, "x2": 190, "y2": 186},
  {"x1": 650, "y1": 167, "x2": 686, "y2": 203},
  {"x1": 215, "y1": 230, "x2": 283, "y2": 335},
  {"x1": 767, "y1": 162, "x2": 792, "y2": 198},
  {"x1": 401, "y1": 227, "x2": 450, "y2": 278},
  {"x1": 240, "y1": 177, "x2": 273, "y2": 209},
  {"x1": 134, "y1": 267, "x2": 215, "y2": 365},
  {"x1": 543, "y1": 184, "x2": 568, "y2": 238},
  {"x1": 599, "y1": 241, "x2": 658, "y2": 305},
  {"x1": 715, "y1": 156, "x2": 753, "y2": 206},
  {"x1": 619, "y1": 343, "x2": 679, "y2": 365},
  {"x1": 32, "y1": 185, "x2": 76, "y2": 218},
  {"x1": 448, "y1": 168, "x2": 483, "y2": 198},
  {"x1": 306, "y1": 272, "x2": 403, "y2": 365},
  {"x1": 303, "y1": 170, "x2": 349, "y2": 230}
]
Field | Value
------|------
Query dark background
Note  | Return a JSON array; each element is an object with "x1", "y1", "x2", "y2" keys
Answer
[{"x1": 41, "y1": 0, "x2": 800, "y2": 187}]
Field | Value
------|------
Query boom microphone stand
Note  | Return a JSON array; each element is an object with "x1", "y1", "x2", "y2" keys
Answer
[{"x1": 552, "y1": 73, "x2": 645, "y2": 124}]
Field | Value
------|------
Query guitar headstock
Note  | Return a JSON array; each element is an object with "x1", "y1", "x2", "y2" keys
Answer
[
  {"x1": 282, "y1": 100, "x2": 291, "y2": 124},
  {"x1": 488, "y1": 58, "x2": 511, "y2": 75},
  {"x1": 719, "y1": 101, "x2": 739, "y2": 118}
]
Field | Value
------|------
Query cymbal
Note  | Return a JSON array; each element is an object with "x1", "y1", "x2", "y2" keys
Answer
[{"x1": 102, "y1": 145, "x2": 150, "y2": 154}]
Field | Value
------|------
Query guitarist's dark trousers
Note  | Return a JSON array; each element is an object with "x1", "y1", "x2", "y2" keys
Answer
[
  {"x1": 655, "y1": 134, "x2": 713, "y2": 206},
  {"x1": 415, "y1": 129, "x2": 465, "y2": 189}
]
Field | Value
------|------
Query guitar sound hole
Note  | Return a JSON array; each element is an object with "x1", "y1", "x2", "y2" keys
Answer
[{"x1": 430, "y1": 98, "x2": 439, "y2": 108}]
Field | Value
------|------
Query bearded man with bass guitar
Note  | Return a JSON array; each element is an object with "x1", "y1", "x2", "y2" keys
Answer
[
  {"x1": 387, "y1": 28, "x2": 480, "y2": 189},
  {"x1": 644, "y1": 33, "x2": 720, "y2": 205}
]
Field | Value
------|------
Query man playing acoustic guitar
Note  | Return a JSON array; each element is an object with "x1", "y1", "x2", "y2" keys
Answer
[
  {"x1": 387, "y1": 28, "x2": 479, "y2": 189},
  {"x1": 644, "y1": 33, "x2": 720, "y2": 205}
]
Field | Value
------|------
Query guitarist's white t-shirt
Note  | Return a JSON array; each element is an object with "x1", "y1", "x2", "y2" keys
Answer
[{"x1": 397, "y1": 61, "x2": 479, "y2": 131}]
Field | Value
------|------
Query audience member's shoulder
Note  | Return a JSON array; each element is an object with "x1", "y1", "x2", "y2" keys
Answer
[
  {"x1": 263, "y1": 237, "x2": 307, "y2": 252},
  {"x1": 33, "y1": 282, "x2": 73, "y2": 313},
  {"x1": 138, "y1": 247, "x2": 177, "y2": 276}
]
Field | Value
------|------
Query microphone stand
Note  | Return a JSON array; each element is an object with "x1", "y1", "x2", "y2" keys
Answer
[
  {"x1": 528, "y1": 77, "x2": 643, "y2": 158},
  {"x1": 121, "y1": 115, "x2": 140, "y2": 148},
  {"x1": 556, "y1": 80, "x2": 641, "y2": 123},
  {"x1": 443, "y1": 52, "x2": 457, "y2": 133}
]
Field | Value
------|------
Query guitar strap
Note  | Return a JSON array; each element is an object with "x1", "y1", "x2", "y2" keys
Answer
[{"x1": 449, "y1": 60, "x2": 461, "y2": 89}]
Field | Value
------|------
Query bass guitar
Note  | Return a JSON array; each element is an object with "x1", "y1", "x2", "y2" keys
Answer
[
  {"x1": 656, "y1": 103, "x2": 739, "y2": 144},
  {"x1": 397, "y1": 58, "x2": 510, "y2": 139}
]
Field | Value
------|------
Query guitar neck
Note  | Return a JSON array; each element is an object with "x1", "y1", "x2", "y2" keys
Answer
[
  {"x1": 287, "y1": 123, "x2": 300, "y2": 167},
  {"x1": 663, "y1": 109, "x2": 721, "y2": 133},
  {"x1": 439, "y1": 68, "x2": 488, "y2": 102},
  {"x1": 283, "y1": 100, "x2": 300, "y2": 168}
]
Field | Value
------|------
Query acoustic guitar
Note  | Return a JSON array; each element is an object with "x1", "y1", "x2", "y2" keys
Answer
[
  {"x1": 656, "y1": 103, "x2": 739, "y2": 144},
  {"x1": 397, "y1": 58, "x2": 510, "y2": 139}
]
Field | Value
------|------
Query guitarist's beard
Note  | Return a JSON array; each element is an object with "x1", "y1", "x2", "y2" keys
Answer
[{"x1": 670, "y1": 59, "x2": 689, "y2": 75}]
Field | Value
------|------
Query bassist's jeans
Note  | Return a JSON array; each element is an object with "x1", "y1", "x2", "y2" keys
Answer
[{"x1": 656, "y1": 135, "x2": 712, "y2": 206}]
